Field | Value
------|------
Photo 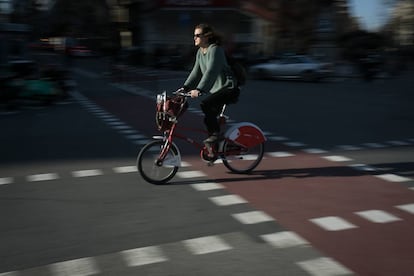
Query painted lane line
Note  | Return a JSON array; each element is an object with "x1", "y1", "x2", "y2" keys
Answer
[
  {"x1": 232, "y1": 211, "x2": 274, "y2": 224},
  {"x1": 209, "y1": 194, "x2": 248, "y2": 206},
  {"x1": 354, "y1": 210, "x2": 402, "y2": 223},
  {"x1": 0, "y1": 271, "x2": 18, "y2": 276},
  {"x1": 119, "y1": 129, "x2": 138, "y2": 134},
  {"x1": 180, "y1": 161, "x2": 192, "y2": 167},
  {"x1": 133, "y1": 140, "x2": 151, "y2": 145},
  {"x1": 121, "y1": 246, "x2": 168, "y2": 267},
  {"x1": 267, "y1": 151, "x2": 294, "y2": 158},
  {"x1": 395, "y1": 203, "x2": 414, "y2": 215},
  {"x1": 297, "y1": 257, "x2": 353, "y2": 276},
  {"x1": 387, "y1": 140, "x2": 411, "y2": 146},
  {"x1": 303, "y1": 148, "x2": 328, "y2": 154},
  {"x1": 113, "y1": 166, "x2": 137, "y2": 173},
  {"x1": 0, "y1": 177, "x2": 13, "y2": 185},
  {"x1": 96, "y1": 114, "x2": 115, "y2": 119},
  {"x1": 362, "y1": 142, "x2": 386, "y2": 148},
  {"x1": 112, "y1": 125, "x2": 132, "y2": 130},
  {"x1": 176, "y1": 171, "x2": 207, "y2": 178},
  {"x1": 183, "y1": 235, "x2": 232, "y2": 255},
  {"x1": 268, "y1": 136, "x2": 289, "y2": 141},
  {"x1": 106, "y1": 121, "x2": 125, "y2": 126},
  {"x1": 48, "y1": 257, "x2": 99, "y2": 276},
  {"x1": 101, "y1": 117, "x2": 120, "y2": 122},
  {"x1": 26, "y1": 173, "x2": 59, "y2": 182},
  {"x1": 191, "y1": 182, "x2": 225, "y2": 191},
  {"x1": 71, "y1": 169, "x2": 103, "y2": 178},
  {"x1": 284, "y1": 142, "x2": 306, "y2": 147},
  {"x1": 336, "y1": 145, "x2": 362, "y2": 151},
  {"x1": 309, "y1": 216, "x2": 358, "y2": 231},
  {"x1": 322, "y1": 155, "x2": 353, "y2": 162},
  {"x1": 261, "y1": 231, "x2": 309, "y2": 248},
  {"x1": 375, "y1": 173, "x2": 412, "y2": 182},
  {"x1": 126, "y1": 134, "x2": 147, "y2": 140},
  {"x1": 348, "y1": 164, "x2": 377, "y2": 172}
]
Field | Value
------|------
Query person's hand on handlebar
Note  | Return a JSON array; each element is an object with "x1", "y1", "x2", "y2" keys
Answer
[{"x1": 189, "y1": 89, "x2": 201, "y2": 98}]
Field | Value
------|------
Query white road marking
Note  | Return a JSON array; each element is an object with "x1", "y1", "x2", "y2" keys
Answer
[
  {"x1": 362, "y1": 142, "x2": 386, "y2": 148},
  {"x1": 303, "y1": 148, "x2": 328, "y2": 154},
  {"x1": 176, "y1": 171, "x2": 206, "y2": 178},
  {"x1": 232, "y1": 211, "x2": 274, "y2": 224},
  {"x1": 261, "y1": 231, "x2": 309, "y2": 248},
  {"x1": 284, "y1": 142, "x2": 306, "y2": 147},
  {"x1": 348, "y1": 164, "x2": 377, "y2": 171},
  {"x1": 336, "y1": 145, "x2": 362, "y2": 151},
  {"x1": 395, "y1": 203, "x2": 414, "y2": 214},
  {"x1": 113, "y1": 166, "x2": 137, "y2": 173},
  {"x1": 191, "y1": 182, "x2": 225, "y2": 191},
  {"x1": 183, "y1": 235, "x2": 232, "y2": 255},
  {"x1": 48, "y1": 257, "x2": 99, "y2": 276},
  {"x1": 209, "y1": 194, "x2": 248, "y2": 206},
  {"x1": 387, "y1": 140, "x2": 411, "y2": 146},
  {"x1": 126, "y1": 134, "x2": 147, "y2": 140},
  {"x1": 112, "y1": 125, "x2": 132, "y2": 130},
  {"x1": 297, "y1": 257, "x2": 353, "y2": 276},
  {"x1": 0, "y1": 177, "x2": 13, "y2": 185},
  {"x1": 26, "y1": 173, "x2": 59, "y2": 182},
  {"x1": 355, "y1": 210, "x2": 402, "y2": 223},
  {"x1": 0, "y1": 271, "x2": 18, "y2": 276},
  {"x1": 322, "y1": 155, "x2": 353, "y2": 162},
  {"x1": 268, "y1": 136, "x2": 288, "y2": 141},
  {"x1": 121, "y1": 246, "x2": 168, "y2": 267},
  {"x1": 267, "y1": 151, "x2": 294, "y2": 157},
  {"x1": 71, "y1": 169, "x2": 103, "y2": 178},
  {"x1": 375, "y1": 174, "x2": 412, "y2": 182},
  {"x1": 310, "y1": 216, "x2": 358, "y2": 231}
]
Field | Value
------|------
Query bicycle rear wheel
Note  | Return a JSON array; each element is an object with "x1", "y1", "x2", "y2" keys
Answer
[
  {"x1": 137, "y1": 140, "x2": 179, "y2": 184},
  {"x1": 222, "y1": 140, "x2": 264, "y2": 173}
]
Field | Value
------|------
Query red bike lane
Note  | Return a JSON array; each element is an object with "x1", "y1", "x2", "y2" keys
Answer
[{"x1": 87, "y1": 91, "x2": 414, "y2": 276}]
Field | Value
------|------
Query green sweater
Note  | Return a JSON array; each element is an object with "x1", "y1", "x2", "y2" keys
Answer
[{"x1": 184, "y1": 44, "x2": 235, "y2": 94}]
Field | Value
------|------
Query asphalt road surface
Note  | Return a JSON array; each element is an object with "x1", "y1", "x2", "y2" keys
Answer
[{"x1": 1, "y1": 54, "x2": 413, "y2": 275}]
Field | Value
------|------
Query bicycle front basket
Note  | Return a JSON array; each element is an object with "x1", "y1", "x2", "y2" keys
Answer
[{"x1": 155, "y1": 94, "x2": 188, "y2": 131}]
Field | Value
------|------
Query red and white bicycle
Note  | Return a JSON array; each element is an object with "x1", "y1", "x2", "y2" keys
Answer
[{"x1": 137, "y1": 90, "x2": 266, "y2": 184}]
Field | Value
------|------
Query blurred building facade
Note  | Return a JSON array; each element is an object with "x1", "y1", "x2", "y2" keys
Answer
[{"x1": 113, "y1": 0, "x2": 357, "y2": 60}]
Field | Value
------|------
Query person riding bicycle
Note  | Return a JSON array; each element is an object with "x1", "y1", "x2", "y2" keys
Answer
[{"x1": 182, "y1": 23, "x2": 237, "y2": 144}]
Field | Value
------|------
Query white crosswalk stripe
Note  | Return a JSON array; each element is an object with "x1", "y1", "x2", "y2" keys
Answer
[
  {"x1": 121, "y1": 246, "x2": 168, "y2": 267},
  {"x1": 354, "y1": 210, "x2": 402, "y2": 223}
]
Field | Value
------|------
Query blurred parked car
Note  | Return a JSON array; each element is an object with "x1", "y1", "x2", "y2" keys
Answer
[{"x1": 249, "y1": 55, "x2": 333, "y2": 82}]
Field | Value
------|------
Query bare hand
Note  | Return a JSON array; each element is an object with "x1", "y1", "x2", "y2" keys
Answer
[{"x1": 190, "y1": 90, "x2": 200, "y2": 98}]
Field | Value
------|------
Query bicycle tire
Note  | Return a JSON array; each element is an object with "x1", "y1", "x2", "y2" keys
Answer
[
  {"x1": 222, "y1": 140, "x2": 264, "y2": 173},
  {"x1": 137, "y1": 140, "x2": 179, "y2": 184}
]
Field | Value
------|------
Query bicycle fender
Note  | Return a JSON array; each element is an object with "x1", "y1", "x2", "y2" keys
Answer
[{"x1": 224, "y1": 122, "x2": 266, "y2": 148}]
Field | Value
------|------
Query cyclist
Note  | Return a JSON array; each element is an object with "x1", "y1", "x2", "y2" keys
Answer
[{"x1": 182, "y1": 23, "x2": 237, "y2": 144}]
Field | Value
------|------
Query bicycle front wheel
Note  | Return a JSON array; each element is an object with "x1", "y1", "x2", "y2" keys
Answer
[
  {"x1": 222, "y1": 140, "x2": 264, "y2": 173},
  {"x1": 137, "y1": 140, "x2": 180, "y2": 184}
]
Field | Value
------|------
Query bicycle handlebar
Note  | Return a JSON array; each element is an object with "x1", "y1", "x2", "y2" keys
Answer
[{"x1": 173, "y1": 89, "x2": 202, "y2": 97}]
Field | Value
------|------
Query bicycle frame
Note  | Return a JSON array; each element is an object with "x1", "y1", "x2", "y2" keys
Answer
[
  {"x1": 155, "y1": 107, "x2": 266, "y2": 166},
  {"x1": 137, "y1": 91, "x2": 266, "y2": 184}
]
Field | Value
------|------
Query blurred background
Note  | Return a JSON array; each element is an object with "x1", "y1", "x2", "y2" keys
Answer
[{"x1": 0, "y1": 0, "x2": 413, "y2": 73}]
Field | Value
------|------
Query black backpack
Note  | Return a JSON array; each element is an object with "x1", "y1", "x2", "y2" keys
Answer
[{"x1": 226, "y1": 55, "x2": 247, "y2": 87}]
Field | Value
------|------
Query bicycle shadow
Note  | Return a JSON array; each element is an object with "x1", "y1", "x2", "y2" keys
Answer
[{"x1": 170, "y1": 162, "x2": 414, "y2": 185}]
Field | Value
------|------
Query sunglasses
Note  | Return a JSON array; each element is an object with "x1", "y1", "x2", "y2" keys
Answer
[{"x1": 194, "y1": 33, "x2": 204, "y2": 38}]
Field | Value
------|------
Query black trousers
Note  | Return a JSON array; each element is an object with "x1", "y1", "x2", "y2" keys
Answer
[{"x1": 200, "y1": 89, "x2": 239, "y2": 134}]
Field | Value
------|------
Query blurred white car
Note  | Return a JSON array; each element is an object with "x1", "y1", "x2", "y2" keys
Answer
[{"x1": 249, "y1": 55, "x2": 333, "y2": 82}]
